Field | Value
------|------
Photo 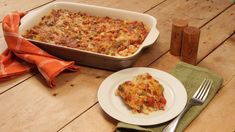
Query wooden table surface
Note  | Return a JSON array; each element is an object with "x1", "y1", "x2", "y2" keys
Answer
[{"x1": 0, "y1": 0, "x2": 235, "y2": 132}]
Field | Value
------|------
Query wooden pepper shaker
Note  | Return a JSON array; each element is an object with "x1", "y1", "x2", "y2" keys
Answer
[
  {"x1": 181, "y1": 26, "x2": 200, "y2": 65},
  {"x1": 170, "y1": 19, "x2": 188, "y2": 56}
]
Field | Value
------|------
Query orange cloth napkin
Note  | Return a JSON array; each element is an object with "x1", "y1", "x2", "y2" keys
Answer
[{"x1": 0, "y1": 12, "x2": 79, "y2": 87}]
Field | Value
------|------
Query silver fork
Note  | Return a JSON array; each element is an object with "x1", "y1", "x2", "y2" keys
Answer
[{"x1": 162, "y1": 79, "x2": 213, "y2": 132}]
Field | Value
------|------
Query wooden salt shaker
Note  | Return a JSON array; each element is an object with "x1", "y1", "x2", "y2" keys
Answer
[
  {"x1": 170, "y1": 19, "x2": 188, "y2": 56},
  {"x1": 181, "y1": 26, "x2": 200, "y2": 65}
]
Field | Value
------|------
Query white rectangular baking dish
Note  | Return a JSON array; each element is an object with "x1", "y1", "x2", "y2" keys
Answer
[{"x1": 19, "y1": 1, "x2": 159, "y2": 70}]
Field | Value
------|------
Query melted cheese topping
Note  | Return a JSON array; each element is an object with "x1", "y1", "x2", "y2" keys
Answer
[
  {"x1": 23, "y1": 9, "x2": 149, "y2": 57},
  {"x1": 116, "y1": 73, "x2": 166, "y2": 114}
]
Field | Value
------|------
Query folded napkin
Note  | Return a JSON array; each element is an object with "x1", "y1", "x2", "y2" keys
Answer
[
  {"x1": 0, "y1": 12, "x2": 79, "y2": 87},
  {"x1": 116, "y1": 62, "x2": 223, "y2": 132}
]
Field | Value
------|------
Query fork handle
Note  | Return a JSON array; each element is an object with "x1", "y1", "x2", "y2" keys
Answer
[{"x1": 162, "y1": 103, "x2": 193, "y2": 132}]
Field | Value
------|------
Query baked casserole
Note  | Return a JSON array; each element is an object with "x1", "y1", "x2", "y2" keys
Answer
[{"x1": 23, "y1": 9, "x2": 149, "y2": 57}]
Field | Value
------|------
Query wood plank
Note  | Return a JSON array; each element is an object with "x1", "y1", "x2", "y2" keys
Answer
[
  {"x1": 56, "y1": 0, "x2": 165, "y2": 12},
  {"x1": 0, "y1": 73, "x2": 35, "y2": 94},
  {"x1": 197, "y1": 35, "x2": 235, "y2": 84},
  {"x1": 197, "y1": 8, "x2": 235, "y2": 61},
  {"x1": 0, "y1": 67, "x2": 111, "y2": 132},
  {"x1": 134, "y1": 0, "x2": 233, "y2": 66},
  {"x1": 59, "y1": 104, "x2": 117, "y2": 132},
  {"x1": 0, "y1": 0, "x2": 54, "y2": 21}
]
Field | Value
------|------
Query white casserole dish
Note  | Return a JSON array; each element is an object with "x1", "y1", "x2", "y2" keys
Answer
[{"x1": 19, "y1": 1, "x2": 159, "y2": 70}]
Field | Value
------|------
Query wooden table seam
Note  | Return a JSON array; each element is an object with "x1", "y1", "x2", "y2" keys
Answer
[
  {"x1": 197, "y1": 3, "x2": 234, "y2": 30},
  {"x1": 143, "y1": 0, "x2": 167, "y2": 13},
  {"x1": 57, "y1": 102, "x2": 99, "y2": 132},
  {"x1": 196, "y1": 32, "x2": 235, "y2": 65},
  {"x1": 0, "y1": 74, "x2": 36, "y2": 95}
]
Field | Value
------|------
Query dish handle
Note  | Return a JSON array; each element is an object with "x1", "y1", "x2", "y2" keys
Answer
[
  {"x1": 142, "y1": 27, "x2": 159, "y2": 48},
  {"x1": 21, "y1": 2, "x2": 51, "y2": 25},
  {"x1": 25, "y1": 7, "x2": 41, "y2": 18}
]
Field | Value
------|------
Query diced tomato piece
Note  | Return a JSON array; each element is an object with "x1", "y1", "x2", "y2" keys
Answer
[
  {"x1": 160, "y1": 97, "x2": 167, "y2": 105},
  {"x1": 146, "y1": 97, "x2": 155, "y2": 106},
  {"x1": 124, "y1": 94, "x2": 132, "y2": 102},
  {"x1": 146, "y1": 74, "x2": 152, "y2": 79}
]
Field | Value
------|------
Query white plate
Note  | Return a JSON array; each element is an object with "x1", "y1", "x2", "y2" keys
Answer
[{"x1": 98, "y1": 67, "x2": 187, "y2": 126}]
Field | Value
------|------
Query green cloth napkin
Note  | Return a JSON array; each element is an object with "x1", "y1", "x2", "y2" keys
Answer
[{"x1": 116, "y1": 62, "x2": 223, "y2": 132}]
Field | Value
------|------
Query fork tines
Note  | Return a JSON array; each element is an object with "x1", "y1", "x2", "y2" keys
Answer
[{"x1": 193, "y1": 79, "x2": 213, "y2": 102}]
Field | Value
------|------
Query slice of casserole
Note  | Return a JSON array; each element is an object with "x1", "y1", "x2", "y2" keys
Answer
[{"x1": 116, "y1": 73, "x2": 166, "y2": 114}]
